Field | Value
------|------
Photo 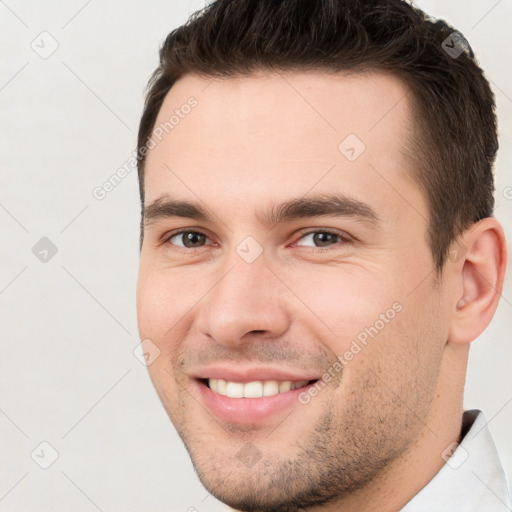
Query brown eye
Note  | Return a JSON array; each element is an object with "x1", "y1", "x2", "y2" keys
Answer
[
  {"x1": 296, "y1": 231, "x2": 343, "y2": 248},
  {"x1": 168, "y1": 231, "x2": 210, "y2": 248}
]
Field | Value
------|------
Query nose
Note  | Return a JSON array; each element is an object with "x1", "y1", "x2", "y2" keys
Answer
[{"x1": 195, "y1": 254, "x2": 291, "y2": 348}]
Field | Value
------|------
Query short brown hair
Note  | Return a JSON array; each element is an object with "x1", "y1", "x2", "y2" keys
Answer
[{"x1": 137, "y1": 0, "x2": 498, "y2": 270}]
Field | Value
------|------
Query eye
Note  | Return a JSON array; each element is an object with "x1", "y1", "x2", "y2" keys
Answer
[
  {"x1": 163, "y1": 229, "x2": 349, "y2": 250},
  {"x1": 294, "y1": 230, "x2": 348, "y2": 248},
  {"x1": 166, "y1": 230, "x2": 212, "y2": 248}
]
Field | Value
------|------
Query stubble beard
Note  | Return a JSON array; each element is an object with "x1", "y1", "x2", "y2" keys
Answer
[{"x1": 175, "y1": 373, "x2": 428, "y2": 512}]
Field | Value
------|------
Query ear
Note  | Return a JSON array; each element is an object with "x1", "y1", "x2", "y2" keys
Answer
[{"x1": 448, "y1": 218, "x2": 508, "y2": 345}]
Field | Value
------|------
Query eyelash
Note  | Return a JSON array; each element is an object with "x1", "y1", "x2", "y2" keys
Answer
[{"x1": 162, "y1": 228, "x2": 352, "y2": 251}]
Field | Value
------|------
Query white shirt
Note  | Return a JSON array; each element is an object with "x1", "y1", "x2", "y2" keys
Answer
[{"x1": 402, "y1": 410, "x2": 511, "y2": 511}]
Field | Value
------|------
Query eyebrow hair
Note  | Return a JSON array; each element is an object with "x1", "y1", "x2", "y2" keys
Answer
[
  {"x1": 258, "y1": 194, "x2": 380, "y2": 228},
  {"x1": 144, "y1": 197, "x2": 213, "y2": 225},
  {"x1": 143, "y1": 193, "x2": 379, "y2": 228}
]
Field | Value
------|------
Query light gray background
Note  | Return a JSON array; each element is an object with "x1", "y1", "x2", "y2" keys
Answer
[{"x1": 1, "y1": 1, "x2": 511, "y2": 511}]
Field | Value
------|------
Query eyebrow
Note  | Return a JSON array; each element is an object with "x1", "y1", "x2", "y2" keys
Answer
[
  {"x1": 144, "y1": 197, "x2": 213, "y2": 225},
  {"x1": 258, "y1": 194, "x2": 379, "y2": 228},
  {"x1": 143, "y1": 193, "x2": 380, "y2": 228}
]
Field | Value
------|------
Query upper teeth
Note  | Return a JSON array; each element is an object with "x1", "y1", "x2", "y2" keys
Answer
[{"x1": 208, "y1": 379, "x2": 309, "y2": 398}]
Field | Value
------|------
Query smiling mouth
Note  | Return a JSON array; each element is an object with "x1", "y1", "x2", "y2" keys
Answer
[{"x1": 203, "y1": 378, "x2": 317, "y2": 398}]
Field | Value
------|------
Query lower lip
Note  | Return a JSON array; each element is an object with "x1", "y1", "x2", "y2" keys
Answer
[{"x1": 196, "y1": 380, "x2": 316, "y2": 424}]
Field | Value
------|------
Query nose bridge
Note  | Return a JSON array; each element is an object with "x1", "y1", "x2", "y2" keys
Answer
[{"x1": 197, "y1": 248, "x2": 290, "y2": 346}]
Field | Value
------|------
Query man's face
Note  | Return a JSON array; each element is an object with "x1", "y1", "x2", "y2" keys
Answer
[{"x1": 137, "y1": 71, "x2": 452, "y2": 510}]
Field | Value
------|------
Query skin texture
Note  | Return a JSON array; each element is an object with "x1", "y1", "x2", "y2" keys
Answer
[{"x1": 136, "y1": 71, "x2": 507, "y2": 511}]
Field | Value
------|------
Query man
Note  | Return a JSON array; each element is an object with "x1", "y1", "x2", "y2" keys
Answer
[{"x1": 135, "y1": 0, "x2": 510, "y2": 510}]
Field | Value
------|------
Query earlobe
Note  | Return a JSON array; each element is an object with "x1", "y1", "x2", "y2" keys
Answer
[{"x1": 448, "y1": 218, "x2": 508, "y2": 345}]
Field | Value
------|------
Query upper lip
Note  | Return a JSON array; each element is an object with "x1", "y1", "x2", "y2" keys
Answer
[{"x1": 191, "y1": 366, "x2": 320, "y2": 383}]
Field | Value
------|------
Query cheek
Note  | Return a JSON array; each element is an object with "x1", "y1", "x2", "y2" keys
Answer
[
  {"x1": 136, "y1": 265, "x2": 202, "y2": 342},
  {"x1": 136, "y1": 264, "x2": 213, "y2": 402},
  {"x1": 279, "y1": 263, "x2": 401, "y2": 350},
  {"x1": 137, "y1": 268, "x2": 188, "y2": 421},
  {"x1": 289, "y1": 264, "x2": 444, "y2": 394},
  {"x1": 331, "y1": 299, "x2": 444, "y2": 448},
  {"x1": 346, "y1": 288, "x2": 444, "y2": 397}
]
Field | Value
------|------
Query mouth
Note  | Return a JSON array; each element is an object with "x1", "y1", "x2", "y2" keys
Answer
[
  {"x1": 194, "y1": 374, "x2": 321, "y2": 424},
  {"x1": 203, "y1": 378, "x2": 316, "y2": 398}
]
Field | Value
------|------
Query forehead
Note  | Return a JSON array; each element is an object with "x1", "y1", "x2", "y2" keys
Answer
[{"x1": 143, "y1": 70, "x2": 421, "y2": 222}]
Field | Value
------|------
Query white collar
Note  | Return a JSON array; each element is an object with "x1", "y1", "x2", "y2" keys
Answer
[{"x1": 401, "y1": 410, "x2": 511, "y2": 511}]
